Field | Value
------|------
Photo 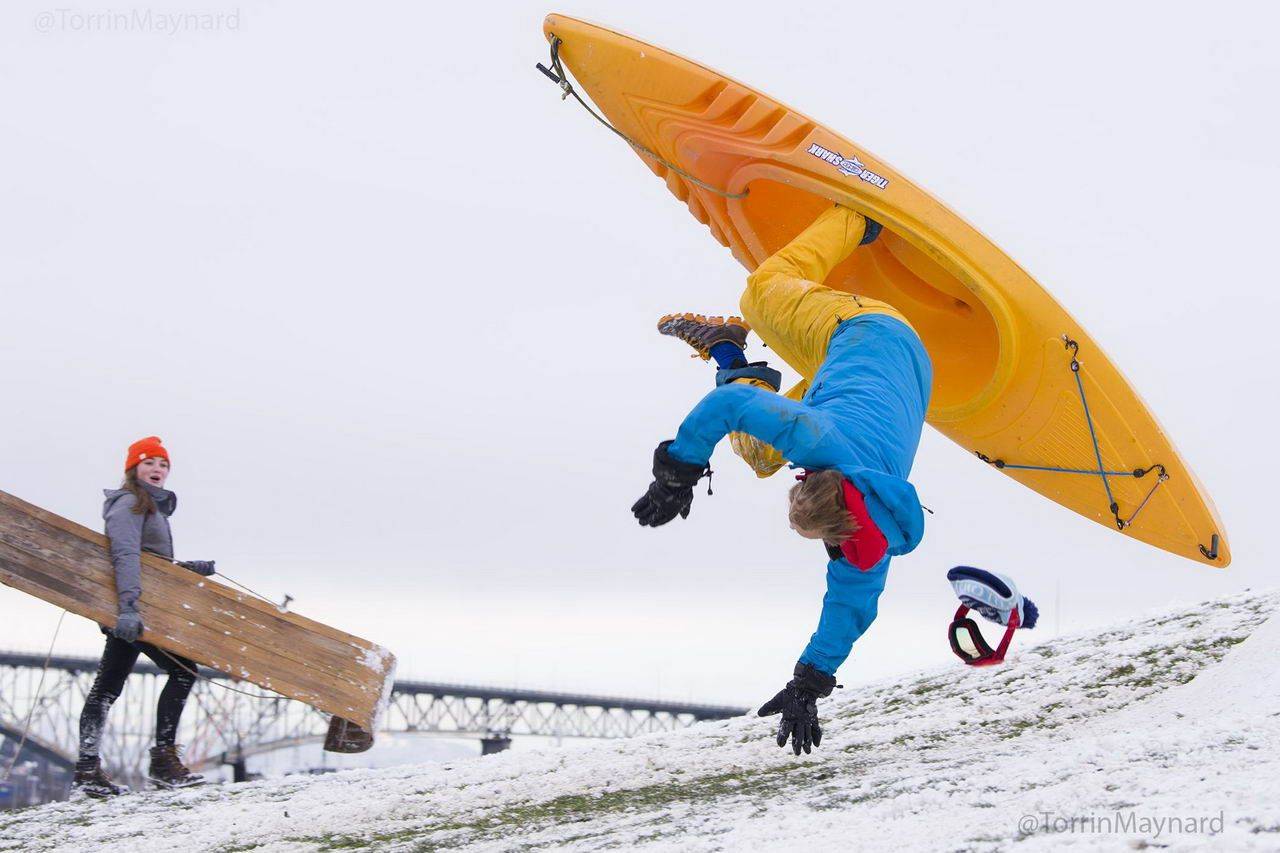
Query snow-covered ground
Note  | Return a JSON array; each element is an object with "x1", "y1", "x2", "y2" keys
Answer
[{"x1": 3, "y1": 591, "x2": 1277, "y2": 852}]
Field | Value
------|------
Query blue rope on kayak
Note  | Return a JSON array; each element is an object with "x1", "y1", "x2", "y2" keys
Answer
[
  {"x1": 1068, "y1": 340, "x2": 1119, "y2": 516},
  {"x1": 974, "y1": 336, "x2": 1168, "y2": 531},
  {"x1": 990, "y1": 463, "x2": 1141, "y2": 477}
]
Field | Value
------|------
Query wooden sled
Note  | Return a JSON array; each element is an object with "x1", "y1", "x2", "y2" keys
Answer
[{"x1": 0, "y1": 490, "x2": 395, "y2": 743}]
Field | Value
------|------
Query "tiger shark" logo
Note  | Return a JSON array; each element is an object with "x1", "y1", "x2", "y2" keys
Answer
[{"x1": 806, "y1": 143, "x2": 889, "y2": 189}]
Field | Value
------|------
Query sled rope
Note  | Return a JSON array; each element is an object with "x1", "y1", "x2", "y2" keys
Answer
[
  {"x1": 2, "y1": 610, "x2": 66, "y2": 782},
  {"x1": 154, "y1": 568, "x2": 297, "y2": 701},
  {"x1": 974, "y1": 335, "x2": 1169, "y2": 532},
  {"x1": 537, "y1": 34, "x2": 749, "y2": 200},
  {"x1": 156, "y1": 648, "x2": 280, "y2": 701},
  {"x1": 216, "y1": 571, "x2": 289, "y2": 612}
]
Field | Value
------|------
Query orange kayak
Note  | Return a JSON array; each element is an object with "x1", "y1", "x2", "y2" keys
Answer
[{"x1": 541, "y1": 14, "x2": 1228, "y2": 567}]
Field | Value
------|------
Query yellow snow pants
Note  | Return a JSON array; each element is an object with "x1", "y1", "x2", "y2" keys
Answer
[{"x1": 728, "y1": 205, "x2": 913, "y2": 477}]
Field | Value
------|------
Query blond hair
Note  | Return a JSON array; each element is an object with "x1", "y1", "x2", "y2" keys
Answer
[{"x1": 788, "y1": 469, "x2": 857, "y2": 543}]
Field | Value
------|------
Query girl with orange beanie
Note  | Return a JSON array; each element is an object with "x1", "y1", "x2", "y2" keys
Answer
[{"x1": 73, "y1": 437, "x2": 215, "y2": 798}]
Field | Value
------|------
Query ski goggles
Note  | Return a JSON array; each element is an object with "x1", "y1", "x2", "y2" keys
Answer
[
  {"x1": 946, "y1": 565, "x2": 1036, "y2": 666},
  {"x1": 948, "y1": 604, "x2": 1020, "y2": 666}
]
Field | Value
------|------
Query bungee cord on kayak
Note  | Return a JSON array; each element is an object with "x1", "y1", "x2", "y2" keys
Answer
[{"x1": 974, "y1": 335, "x2": 1173, "y2": 534}]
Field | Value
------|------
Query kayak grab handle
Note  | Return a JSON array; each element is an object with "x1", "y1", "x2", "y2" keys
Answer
[
  {"x1": 534, "y1": 33, "x2": 748, "y2": 200},
  {"x1": 536, "y1": 62, "x2": 561, "y2": 84}
]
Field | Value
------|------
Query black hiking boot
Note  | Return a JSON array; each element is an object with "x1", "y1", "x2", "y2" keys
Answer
[
  {"x1": 72, "y1": 757, "x2": 128, "y2": 799},
  {"x1": 148, "y1": 745, "x2": 205, "y2": 790},
  {"x1": 657, "y1": 313, "x2": 751, "y2": 360}
]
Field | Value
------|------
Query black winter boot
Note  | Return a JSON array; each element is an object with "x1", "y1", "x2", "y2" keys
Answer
[
  {"x1": 72, "y1": 757, "x2": 128, "y2": 799},
  {"x1": 148, "y1": 745, "x2": 205, "y2": 789}
]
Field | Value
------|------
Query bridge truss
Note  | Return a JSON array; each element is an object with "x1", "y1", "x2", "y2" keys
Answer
[{"x1": 0, "y1": 650, "x2": 745, "y2": 797}]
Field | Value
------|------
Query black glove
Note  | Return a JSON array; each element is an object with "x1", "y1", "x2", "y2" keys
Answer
[
  {"x1": 757, "y1": 662, "x2": 837, "y2": 755},
  {"x1": 112, "y1": 609, "x2": 144, "y2": 643},
  {"x1": 631, "y1": 441, "x2": 709, "y2": 527},
  {"x1": 178, "y1": 560, "x2": 216, "y2": 576}
]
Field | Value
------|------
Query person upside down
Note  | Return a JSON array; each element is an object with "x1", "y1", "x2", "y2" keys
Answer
[{"x1": 631, "y1": 204, "x2": 933, "y2": 755}]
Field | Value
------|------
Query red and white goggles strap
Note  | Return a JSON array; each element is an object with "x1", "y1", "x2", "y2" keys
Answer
[{"x1": 948, "y1": 604, "x2": 1020, "y2": 666}]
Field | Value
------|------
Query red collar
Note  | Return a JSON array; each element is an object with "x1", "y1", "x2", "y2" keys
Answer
[
  {"x1": 838, "y1": 478, "x2": 888, "y2": 570},
  {"x1": 797, "y1": 470, "x2": 889, "y2": 570}
]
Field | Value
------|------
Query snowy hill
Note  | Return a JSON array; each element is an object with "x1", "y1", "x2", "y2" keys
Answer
[{"x1": 3, "y1": 591, "x2": 1278, "y2": 852}]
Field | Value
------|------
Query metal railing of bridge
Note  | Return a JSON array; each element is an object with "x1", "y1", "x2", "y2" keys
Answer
[{"x1": 0, "y1": 650, "x2": 747, "y2": 792}]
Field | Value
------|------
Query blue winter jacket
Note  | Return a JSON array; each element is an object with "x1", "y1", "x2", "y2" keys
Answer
[{"x1": 668, "y1": 314, "x2": 932, "y2": 674}]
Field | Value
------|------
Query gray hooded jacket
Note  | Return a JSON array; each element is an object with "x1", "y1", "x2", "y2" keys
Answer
[{"x1": 102, "y1": 484, "x2": 176, "y2": 613}]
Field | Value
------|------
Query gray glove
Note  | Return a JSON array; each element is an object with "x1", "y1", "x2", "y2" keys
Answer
[
  {"x1": 113, "y1": 610, "x2": 143, "y2": 643},
  {"x1": 177, "y1": 560, "x2": 216, "y2": 576}
]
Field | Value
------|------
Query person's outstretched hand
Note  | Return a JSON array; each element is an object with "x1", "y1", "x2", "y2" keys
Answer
[
  {"x1": 178, "y1": 560, "x2": 216, "y2": 576},
  {"x1": 631, "y1": 440, "x2": 708, "y2": 528},
  {"x1": 757, "y1": 663, "x2": 837, "y2": 755},
  {"x1": 631, "y1": 481, "x2": 692, "y2": 526}
]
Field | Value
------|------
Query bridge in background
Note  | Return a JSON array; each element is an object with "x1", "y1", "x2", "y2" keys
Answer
[{"x1": 0, "y1": 650, "x2": 746, "y2": 805}]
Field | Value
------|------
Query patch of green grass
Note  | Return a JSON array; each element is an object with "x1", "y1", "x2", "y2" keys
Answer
[
  {"x1": 286, "y1": 765, "x2": 813, "y2": 851},
  {"x1": 1183, "y1": 635, "x2": 1247, "y2": 654},
  {"x1": 910, "y1": 680, "x2": 944, "y2": 696},
  {"x1": 1102, "y1": 664, "x2": 1136, "y2": 681},
  {"x1": 999, "y1": 718, "x2": 1037, "y2": 739}
]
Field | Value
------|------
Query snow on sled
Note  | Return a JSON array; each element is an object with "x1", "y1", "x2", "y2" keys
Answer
[
  {"x1": 539, "y1": 14, "x2": 1228, "y2": 567},
  {"x1": 0, "y1": 489, "x2": 395, "y2": 742}
]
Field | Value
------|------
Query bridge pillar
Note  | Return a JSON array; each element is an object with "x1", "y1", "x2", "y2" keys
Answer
[
  {"x1": 221, "y1": 750, "x2": 248, "y2": 783},
  {"x1": 480, "y1": 734, "x2": 511, "y2": 755}
]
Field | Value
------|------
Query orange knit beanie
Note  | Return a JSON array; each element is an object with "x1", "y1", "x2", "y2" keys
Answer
[{"x1": 125, "y1": 436, "x2": 170, "y2": 472}]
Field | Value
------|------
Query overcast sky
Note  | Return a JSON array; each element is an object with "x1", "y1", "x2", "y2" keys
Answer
[{"x1": 2, "y1": 0, "x2": 1277, "y2": 707}]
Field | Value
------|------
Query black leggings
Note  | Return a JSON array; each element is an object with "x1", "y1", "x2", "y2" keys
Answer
[{"x1": 77, "y1": 635, "x2": 198, "y2": 761}]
